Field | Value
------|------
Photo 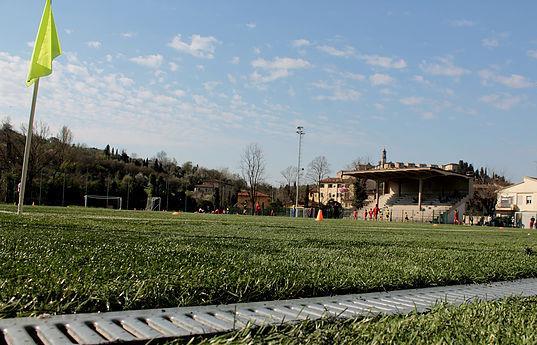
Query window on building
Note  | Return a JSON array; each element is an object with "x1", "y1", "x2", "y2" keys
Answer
[
  {"x1": 320, "y1": 193, "x2": 324, "y2": 198},
  {"x1": 527, "y1": 196, "x2": 533, "y2": 205}
]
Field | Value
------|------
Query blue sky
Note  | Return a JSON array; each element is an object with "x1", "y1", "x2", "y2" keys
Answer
[{"x1": 1, "y1": 1, "x2": 536, "y2": 184}]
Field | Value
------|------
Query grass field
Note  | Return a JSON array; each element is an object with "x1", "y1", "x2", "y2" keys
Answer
[
  {"x1": 193, "y1": 297, "x2": 537, "y2": 344},
  {"x1": 1, "y1": 204, "x2": 537, "y2": 319}
]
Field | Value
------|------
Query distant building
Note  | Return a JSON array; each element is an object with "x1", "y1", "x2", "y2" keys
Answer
[
  {"x1": 309, "y1": 174, "x2": 376, "y2": 209},
  {"x1": 496, "y1": 176, "x2": 537, "y2": 227},
  {"x1": 237, "y1": 190, "x2": 271, "y2": 209},
  {"x1": 194, "y1": 180, "x2": 234, "y2": 208},
  {"x1": 309, "y1": 177, "x2": 353, "y2": 208}
]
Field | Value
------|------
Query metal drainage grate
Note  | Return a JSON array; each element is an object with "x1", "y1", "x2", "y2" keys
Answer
[{"x1": 2, "y1": 278, "x2": 537, "y2": 345}]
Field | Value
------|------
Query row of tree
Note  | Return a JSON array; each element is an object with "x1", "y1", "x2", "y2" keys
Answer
[
  {"x1": 1, "y1": 118, "x2": 510, "y2": 216},
  {"x1": 0, "y1": 119, "x2": 249, "y2": 211}
]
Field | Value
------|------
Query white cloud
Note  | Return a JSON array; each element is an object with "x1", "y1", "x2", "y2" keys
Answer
[
  {"x1": 421, "y1": 111, "x2": 435, "y2": 120},
  {"x1": 252, "y1": 57, "x2": 311, "y2": 70},
  {"x1": 203, "y1": 81, "x2": 221, "y2": 92},
  {"x1": 168, "y1": 34, "x2": 219, "y2": 59},
  {"x1": 87, "y1": 41, "x2": 102, "y2": 49},
  {"x1": 369, "y1": 73, "x2": 395, "y2": 86},
  {"x1": 292, "y1": 39, "x2": 311, "y2": 48},
  {"x1": 169, "y1": 62, "x2": 179, "y2": 72},
  {"x1": 400, "y1": 97, "x2": 424, "y2": 106},
  {"x1": 246, "y1": 22, "x2": 256, "y2": 29},
  {"x1": 527, "y1": 50, "x2": 537, "y2": 60},
  {"x1": 312, "y1": 81, "x2": 360, "y2": 101},
  {"x1": 315, "y1": 88, "x2": 361, "y2": 101},
  {"x1": 479, "y1": 93, "x2": 523, "y2": 110},
  {"x1": 27, "y1": 41, "x2": 34, "y2": 48},
  {"x1": 479, "y1": 69, "x2": 534, "y2": 89},
  {"x1": 317, "y1": 45, "x2": 356, "y2": 57},
  {"x1": 253, "y1": 47, "x2": 261, "y2": 55},
  {"x1": 173, "y1": 89, "x2": 186, "y2": 97},
  {"x1": 482, "y1": 37, "x2": 499, "y2": 48},
  {"x1": 230, "y1": 56, "x2": 240, "y2": 65},
  {"x1": 412, "y1": 75, "x2": 431, "y2": 85},
  {"x1": 250, "y1": 57, "x2": 311, "y2": 83},
  {"x1": 374, "y1": 103, "x2": 385, "y2": 111},
  {"x1": 360, "y1": 54, "x2": 407, "y2": 69},
  {"x1": 130, "y1": 54, "x2": 163, "y2": 68},
  {"x1": 105, "y1": 54, "x2": 113, "y2": 62},
  {"x1": 227, "y1": 74, "x2": 237, "y2": 84},
  {"x1": 420, "y1": 57, "x2": 469, "y2": 78},
  {"x1": 121, "y1": 32, "x2": 136, "y2": 38},
  {"x1": 449, "y1": 19, "x2": 475, "y2": 27},
  {"x1": 342, "y1": 72, "x2": 365, "y2": 81},
  {"x1": 65, "y1": 29, "x2": 73, "y2": 35},
  {"x1": 0, "y1": 51, "x2": 299, "y2": 154}
]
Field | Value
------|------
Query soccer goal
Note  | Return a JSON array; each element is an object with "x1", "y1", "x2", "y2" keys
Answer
[
  {"x1": 146, "y1": 197, "x2": 161, "y2": 211},
  {"x1": 84, "y1": 195, "x2": 123, "y2": 210}
]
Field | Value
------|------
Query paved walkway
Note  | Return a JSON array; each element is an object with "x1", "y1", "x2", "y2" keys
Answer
[{"x1": 2, "y1": 278, "x2": 537, "y2": 345}]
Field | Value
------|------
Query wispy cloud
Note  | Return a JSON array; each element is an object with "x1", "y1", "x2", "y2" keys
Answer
[
  {"x1": 412, "y1": 75, "x2": 431, "y2": 85},
  {"x1": 121, "y1": 32, "x2": 136, "y2": 39},
  {"x1": 169, "y1": 62, "x2": 179, "y2": 72},
  {"x1": 230, "y1": 56, "x2": 240, "y2": 65},
  {"x1": 479, "y1": 69, "x2": 534, "y2": 89},
  {"x1": 317, "y1": 45, "x2": 356, "y2": 57},
  {"x1": 203, "y1": 81, "x2": 221, "y2": 92},
  {"x1": 480, "y1": 93, "x2": 524, "y2": 110},
  {"x1": 482, "y1": 32, "x2": 508, "y2": 49},
  {"x1": 246, "y1": 22, "x2": 256, "y2": 29},
  {"x1": 369, "y1": 73, "x2": 395, "y2": 86},
  {"x1": 360, "y1": 54, "x2": 407, "y2": 69},
  {"x1": 130, "y1": 54, "x2": 163, "y2": 68},
  {"x1": 400, "y1": 97, "x2": 424, "y2": 106},
  {"x1": 250, "y1": 57, "x2": 311, "y2": 83},
  {"x1": 420, "y1": 57, "x2": 469, "y2": 78},
  {"x1": 168, "y1": 34, "x2": 219, "y2": 59},
  {"x1": 312, "y1": 81, "x2": 361, "y2": 101},
  {"x1": 481, "y1": 37, "x2": 499, "y2": 48},
  {"x1": 527, "y1": 50, "x2": 537, "y2": 60},
  {"x1": 86, "y1": 41, "x2": 102, "y2": 49},
  {"x1": 449, "y1": 19, "x2": 475, "y2": 27},
  {"x1": 292, "y1": 39, "x2": 311, "y2": 48},
  {"x1": 341, "y1": 72, "x2": 365, "y2": 81}
]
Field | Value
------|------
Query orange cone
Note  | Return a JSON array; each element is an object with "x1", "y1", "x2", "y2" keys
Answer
[{"x1": 316, "y1": 210, "x2": 324, "y2": 222}]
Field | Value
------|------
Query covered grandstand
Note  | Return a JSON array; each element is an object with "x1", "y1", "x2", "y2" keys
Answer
[{"x1": 342, "y1": 164, "x2": 473, "y2": 223}]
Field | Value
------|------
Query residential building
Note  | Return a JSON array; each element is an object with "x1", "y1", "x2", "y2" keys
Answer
[{"x1": 496, "y1": 176, "x2": 537, "y2": 227}]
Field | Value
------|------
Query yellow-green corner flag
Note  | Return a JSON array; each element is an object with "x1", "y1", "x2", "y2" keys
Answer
[{"x1": 26, "y1": 0, "x2": 61, "y2": 87}]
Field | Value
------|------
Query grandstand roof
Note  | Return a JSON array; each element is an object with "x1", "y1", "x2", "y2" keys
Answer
[{"x1": 341, "y1": 167, "x2": 470, "y2": 181}]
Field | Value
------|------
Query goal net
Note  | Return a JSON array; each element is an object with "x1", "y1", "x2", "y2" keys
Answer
[
  {"x1": 84, "y1": 195, "x2": 123, "y2": 210},
  {"x1": 146, "y1": 197, "x2": 162, "y2": 211}
]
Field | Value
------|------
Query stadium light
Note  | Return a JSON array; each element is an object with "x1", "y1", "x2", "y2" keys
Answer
[{"x1": 295, "y1": 126, "x2": 305, "y2": 215}]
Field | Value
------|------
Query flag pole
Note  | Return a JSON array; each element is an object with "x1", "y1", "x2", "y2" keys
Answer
[{"x1": 17, "y1": 78, "x2": 40, "y2": 215}]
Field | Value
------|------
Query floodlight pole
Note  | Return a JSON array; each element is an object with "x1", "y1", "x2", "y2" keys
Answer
[{"x1": 295, "y1": 126, "x2": 305, "y2": 216}]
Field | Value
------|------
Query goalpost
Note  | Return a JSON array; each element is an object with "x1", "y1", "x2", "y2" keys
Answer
[
  {"x1": 146, "y1": 197, "x2": 161, "y2": 211},
  {"x1": 84, "y1": 195, "x2": 123, "y2": 210}
]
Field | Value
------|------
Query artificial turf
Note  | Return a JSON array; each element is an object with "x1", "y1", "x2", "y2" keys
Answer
[{"x1": 1, "y1": 204, "x2": 537, "y2": 318}]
